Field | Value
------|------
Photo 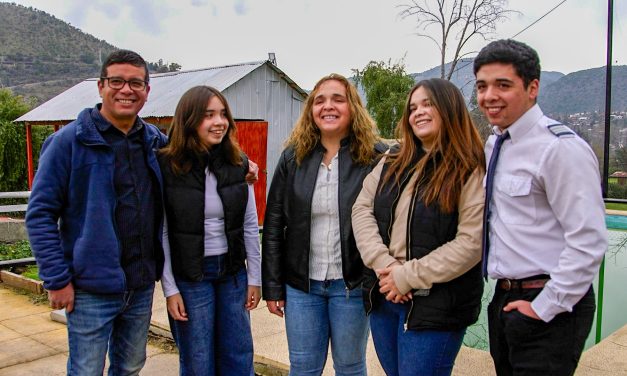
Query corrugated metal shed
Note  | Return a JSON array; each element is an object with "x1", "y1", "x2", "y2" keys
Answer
[
  {"x1": 16, "y1": 60, "x2": 308, "y2": 191},
  {"x1": 17, "y1": 60, "x2": 306, "y2": 122}
]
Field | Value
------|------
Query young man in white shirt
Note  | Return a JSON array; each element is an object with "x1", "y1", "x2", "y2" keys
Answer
[{"x1": 475, "y1": 39, "x2": 607, "y2": 375}]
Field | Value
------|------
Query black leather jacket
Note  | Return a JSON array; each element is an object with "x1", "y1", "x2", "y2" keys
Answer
[{"x1": 262, "y1": 138, "x2": 387, "y2": 300}]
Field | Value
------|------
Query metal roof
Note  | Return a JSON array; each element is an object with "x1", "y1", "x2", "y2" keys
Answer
[{"x1": 16, "y1": 60, "x2": 307, "y2": 123}]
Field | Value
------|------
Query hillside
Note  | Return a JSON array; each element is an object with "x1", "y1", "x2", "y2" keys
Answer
[
  {"x1": 411, "y1": 58, "x2": 564, "y2": 101},
  {"x1": 0, "y1": 3, "x2": 179, "y2": 105},
  {"x1": 0, "y1": 3, "x2": 119, "y2": 103},
  {"x1": 539, "y1": 66, "x2": 627, "y2": 115}
]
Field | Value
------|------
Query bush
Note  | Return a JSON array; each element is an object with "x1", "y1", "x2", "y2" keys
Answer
[
  {"x1": 0, "y1": 240, "x2": 32, "y2": 260},
  {"x1": 608, "y1": 182, "x2": 627, "y2": 199}
]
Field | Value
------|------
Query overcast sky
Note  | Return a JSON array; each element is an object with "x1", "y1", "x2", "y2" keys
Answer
[{"x1": 2, "y1": 0, "x2": 626, "y2": 89}]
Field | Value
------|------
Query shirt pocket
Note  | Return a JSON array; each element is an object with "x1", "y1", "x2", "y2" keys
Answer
[{"x1": 495, "y1": 175, "x2": 535, "y2": 225}]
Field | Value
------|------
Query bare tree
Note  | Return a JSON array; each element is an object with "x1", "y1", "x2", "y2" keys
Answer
[{"x1": 399, "y1": 0, "x2": 516, "y2": 80}]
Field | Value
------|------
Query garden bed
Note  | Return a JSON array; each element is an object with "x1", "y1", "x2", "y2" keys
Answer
[
  {"x1": 0, "y1": 240, "x2": 43, "y2": 294},
  {"x1": 0, "y1": 269, "x2": 44, "y2": 294}
]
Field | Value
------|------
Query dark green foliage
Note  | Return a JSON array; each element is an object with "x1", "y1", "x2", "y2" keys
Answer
[
  {"x1": 469, "y1": 88, "x2": 492, "y2": 143},
  {"x1": 354, "y1": 60, "x2": 415, "y2": 139},
  {"x1": 0, "y1": 89, "x2": 53, "y2": 192},
  {"x1": 0, "y1": 240, "x2": 32, "y2": 261},
  {"x1": 148, "y1": 59, "x2": 182, "y2": 74},
  {"x1": 608, "y1": 182, "x2": 627, "y2": 200}
]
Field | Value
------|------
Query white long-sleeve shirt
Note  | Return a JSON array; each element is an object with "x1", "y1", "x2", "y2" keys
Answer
[
  {"x1": 309, "y1": 153, "x2": 343, "y2": 281},
  {"x1": 485, "y1": 104, "x2": 607, "y2": 322},
  {"x1": 161, "y1": 168, "x2": 261, "y2": 297}
]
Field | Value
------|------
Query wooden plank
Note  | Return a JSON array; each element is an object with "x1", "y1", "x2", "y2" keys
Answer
[{"x1": 0, "y1": 270, "x2": 44, "y2": 294}]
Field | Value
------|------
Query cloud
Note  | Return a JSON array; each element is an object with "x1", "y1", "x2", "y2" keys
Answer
[
  {"x1": 128, "y1": 0, "x2": 172, "y2": 35},
  {"x1": 62, "y1": 0, "x2": 172, "y2": 36},
  {"x1": 190, "y1": 0, "x2": 208, "y2": 6},
  {"x1": 234, "y1": 0, "x2": 247, "y2": 16}
]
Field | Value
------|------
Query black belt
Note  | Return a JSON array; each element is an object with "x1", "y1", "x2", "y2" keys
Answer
[{"x1": 497, "y1": 278, "x2": 549, "y2": 291}]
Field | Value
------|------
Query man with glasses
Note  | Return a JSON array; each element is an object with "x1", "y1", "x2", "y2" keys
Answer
[{"x1": 26, "y1": 49, "x2": 168, "y2": 375}]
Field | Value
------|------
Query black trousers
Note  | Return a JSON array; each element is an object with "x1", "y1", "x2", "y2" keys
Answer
[{"x1": 488, "y1": 285, "x2": 595, "y2": 376}]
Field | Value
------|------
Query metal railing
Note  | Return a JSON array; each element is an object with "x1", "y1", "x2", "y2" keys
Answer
[
  {"x1": 0, "y1": 191, "x2": 30, "y2": 214},
  {"x1": 0, "y1": 191, "x2": 35, "y2": 269}
]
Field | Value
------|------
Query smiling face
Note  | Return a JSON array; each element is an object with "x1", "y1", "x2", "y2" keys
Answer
[
  {"x1": 196, "y1": 95, "x2": 229, "y2": 148},
  {"x1": 408, "y1": 86, "x2": 441, "y2": 150},
  {"x1": 475, "y1": 62, "x2": 538, "y2": 131},
  {"x1": 98, "y1": 63, "x2": 149, "y2": 131},
  {"x1": 312, "y1": 79, "x2": 351, "y2": 139}
]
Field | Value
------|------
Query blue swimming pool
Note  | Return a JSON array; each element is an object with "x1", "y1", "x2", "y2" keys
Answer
[{"x1": 606, "y1": 214, "x2": 627, "y2": 230}]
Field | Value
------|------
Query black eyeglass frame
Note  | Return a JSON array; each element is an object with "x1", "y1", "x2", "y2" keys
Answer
[{"x1": 100, "y1": 77, "x2": 148, "y2": 91}]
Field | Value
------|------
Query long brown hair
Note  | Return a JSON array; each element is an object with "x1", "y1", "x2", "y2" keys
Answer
[
  {"x1": 382, "y1": 78, "x2": 485, "y2": 212},
  {"x1": 285, "y1": 73, "x2": 379, "y2": 165},
  {"x1": 160, "y1": 86, "x2": 242, "y2": 174}
]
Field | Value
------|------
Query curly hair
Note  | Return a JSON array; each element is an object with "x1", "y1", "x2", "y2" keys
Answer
[
  {"x1": 160, "y1": 86, "x2": 242, "y2": 175},
  {"x1": 285, "y1": 73, "x2": 379, "y2": 165},
  {"x1": 382, "y1": 78, "x2": 485, "y2": 213}
]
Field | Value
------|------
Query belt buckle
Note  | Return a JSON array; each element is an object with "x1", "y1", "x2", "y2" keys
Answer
[{"x1": 503, "y1": 279, "x2": 512, "y2": 291}]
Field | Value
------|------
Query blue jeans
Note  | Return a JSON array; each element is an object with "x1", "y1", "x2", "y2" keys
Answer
[
  {"x1": 285, "y1": 280, "x2": 369, "y2": 376},
  {"x1": 169, "y1": 255, "x2": 253, "y2": 376},
  {"x1": 66, "y1": 283, "x2": 155, "y2": 376},
  {"x1": 369, "y1": 300, "x2": 465, "y2": 376}
]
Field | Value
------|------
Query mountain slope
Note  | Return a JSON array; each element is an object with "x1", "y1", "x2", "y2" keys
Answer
[
  {"x1": 539, "y1": 66, "x2": 627, "y2": 114},
  {"x1": 0, "y1": 3, "x2": 118, "y2": 103}
]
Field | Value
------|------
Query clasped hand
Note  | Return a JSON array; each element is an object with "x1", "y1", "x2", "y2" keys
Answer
[{"x1": 376, "y1": 266, "x2": 412, "y2": 304}]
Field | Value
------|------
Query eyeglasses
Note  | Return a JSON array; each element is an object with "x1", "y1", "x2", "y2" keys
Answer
[{"x1": 101, "y1": 77, "x2": 148, "y2": 91}]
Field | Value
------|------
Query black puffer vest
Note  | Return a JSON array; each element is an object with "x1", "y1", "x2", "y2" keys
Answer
[
  {"x1": 160, "y1": 147, "x2": 249, "y2": 281},
  {"x1": 363, "y1": 152, "x2": 483, "y2": 331}
]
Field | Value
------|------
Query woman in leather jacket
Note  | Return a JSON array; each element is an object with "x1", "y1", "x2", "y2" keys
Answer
[
  {"x1": 159, "y1": 86, "x2": 260, "y2": 375},
  {"x1": 262, "y1": 74, "x2": 385, "y2": 375},
  {"x1": 352, "y1": 78, "x2": 486, "y2": 376}
]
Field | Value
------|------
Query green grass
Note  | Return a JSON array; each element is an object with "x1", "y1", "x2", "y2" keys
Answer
[
  {"x1": 21, "y1": 264, "x2": 40, "y2": 281},
  {"x1": 606, "y1": 202, "x2": 627, "y2": 211},
  {"x1": 0, "y1": 240, "x2": 32, "y2": 261}
]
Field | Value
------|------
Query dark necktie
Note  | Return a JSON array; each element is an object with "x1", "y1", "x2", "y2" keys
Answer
[{"x1": 481, "y1": 132, "x2": 510, "y2": 278}]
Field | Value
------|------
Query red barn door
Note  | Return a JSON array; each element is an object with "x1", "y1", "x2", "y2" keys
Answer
[{"x1": 234, "y1": 121, "x2": 268, "y2": 225}]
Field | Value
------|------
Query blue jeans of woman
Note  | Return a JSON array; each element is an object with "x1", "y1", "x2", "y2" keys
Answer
[
  {"x1": 169, "y1": 254, "x2": 253, "y2": 376},
  {"x1": 66, "y1": 284, "x2": 155, "y2": 376},
  {"x1": 285, "y1": 279, "x2": 369, "y2": 376},
  {"x1": 369, "y1": 299, "x2": 465, "y2": 376}
]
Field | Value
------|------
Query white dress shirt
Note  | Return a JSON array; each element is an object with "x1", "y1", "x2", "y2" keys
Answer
[
  {"x1": 485, "y1": 104, "x2": 607, "y2": 322},
  {"x1": 309, "y1": 153, "x2": 343, "y2": 281}
]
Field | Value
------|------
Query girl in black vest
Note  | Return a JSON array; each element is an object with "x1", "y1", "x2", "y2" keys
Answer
[
  {"x1": 159, "y1": 86, "x2": 260, "y2": 375},
  {"x1": 352, "y1": 78, "x2": 486, "y2": 376}
]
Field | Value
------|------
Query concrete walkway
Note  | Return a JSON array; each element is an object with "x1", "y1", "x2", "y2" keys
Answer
[{"x1": 1, "y1": 282, "x2": 626, "y2": 375}]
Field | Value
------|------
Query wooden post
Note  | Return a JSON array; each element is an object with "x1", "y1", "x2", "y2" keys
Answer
[{"x1": 25, "y1": 122, "x2": 34, "y2": 189}]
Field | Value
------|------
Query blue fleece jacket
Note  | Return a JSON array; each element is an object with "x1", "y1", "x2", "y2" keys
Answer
[{"x1": 25, "y1": 107, "x2": 168, "y2": 293}]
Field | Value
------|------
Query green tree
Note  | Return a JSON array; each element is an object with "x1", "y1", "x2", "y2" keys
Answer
[
  {"x1": 148, "y1": 59, "x2": 182, "y2": 74},
  {"x1": 0, "y1": 88, "x2": 52, "y2": 192},
  {"x1": 468, "y1": 87, "x2": 491, "y2": 142},
  {"x1": 353, "y1": 60, "x2": 415, "y2": 139}
]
